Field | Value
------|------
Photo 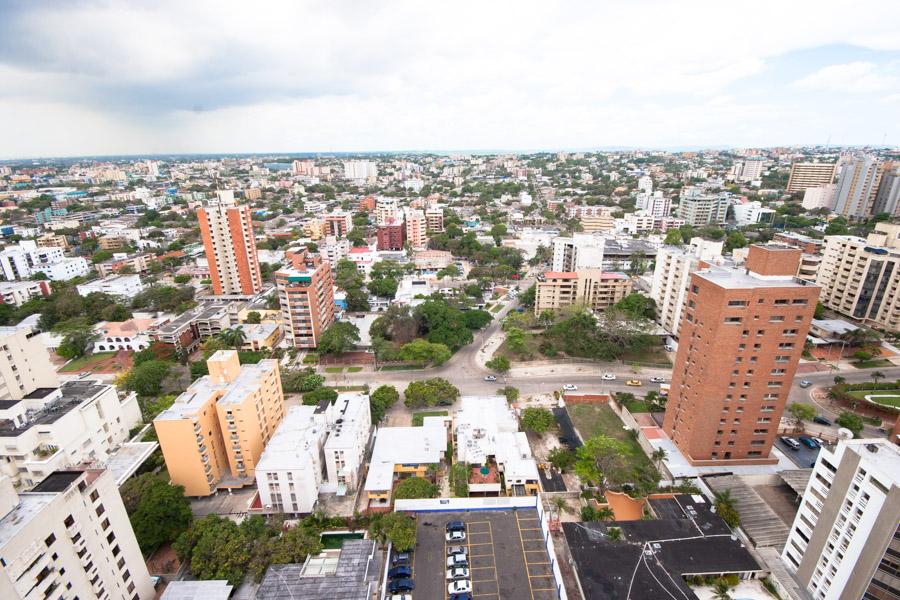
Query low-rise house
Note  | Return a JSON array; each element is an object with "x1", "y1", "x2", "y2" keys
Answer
[
  {"x1": 76, "y1": 274, "x2": 145, "y2": 299},
  {"x1": 93, "y1": 317, "x2": 161, "y2": 352},
  {"x1": 0, "y1": 280, "x2": 51, "y2": 307},
  {"x1": 364, "y1": 421, "x2": 446, "y2": 510}
]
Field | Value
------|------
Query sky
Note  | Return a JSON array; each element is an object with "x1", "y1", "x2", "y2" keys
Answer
[{"x1": 1, "y1": 0, "x2": 899, "y2": 158}]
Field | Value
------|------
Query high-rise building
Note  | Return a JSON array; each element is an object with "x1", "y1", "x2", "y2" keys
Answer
[
  {"x1": 816, "y1": 222, "x2": 900, "y2": 332},
  {"x1": 534, "y1": 269, "x2": 631, "y2": 314},
  {"x1": 677, "y1": 188, "x2": 729, "y2": 226},
  {"x1": 404, "y1": 208, "x2": 427, "y2": 249},
  {"x1": 662, "y1": 245, "x2": 819, "y2": 465},
  {"x1": 636, "y1": 191, "x2": 671, "y2": 217},
  {"x1": 274, "y1": 249, "x2": 335, "y2": 349},
  {"x1": 552, "y1": 233, "x2": 605, "y2": 271},
  {"x1": 873, "y1": 162, "x2": 900, "y2": 216},
  {"x1": 782, "y1": 438, "x2": 900, "y2": 600},
  {"x1": 154, "y1": 350, "x2": 285, "y2": 497},
  {"x1": 739, "y1": 158, "x2": 767, "y2": 182},
  {"x1": 342, "y1": 160, "x2": 377, "y2": 184},
  {"x1": 374, "y1": 197, "x2": 399, "y2": 225},
  {"x1": 0, "y1": 469, "x2": 155, "y2": 600},
  {"x1": 323, "y1": 211, "x2": 353, "y2": 238},
  {"x1": 0, "y1": 326, "x2": 58, "y2": 400},
  {"x1": 198, "y1": 190, "x2": 263, "y2": 296},
  {"x1": 802, "y1": 184, "x2": 837, "y2": 211},
  {"x1": 376, "y1": 220, "x2": 406, "y2": 251},
  {"x1": 650, "y1": 238, "x2": 724, "y2": 337},
  {"x1": 787, "y1": 162, "x2": 837, "y2": 193},
  {"x1": 833, "y1": 157, "x2": 886, "y2": 219},
  {"x1": 638, "y1": 175, "x2": 653, "y2": 194},
  {"x1": 425, "y1": 207, "x2": 444, "y2": 232}
]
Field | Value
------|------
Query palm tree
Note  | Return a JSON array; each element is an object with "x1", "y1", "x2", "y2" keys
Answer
[
  {"x1": 551, "y1": 497, "x2": 570, "y2": 516},
  {"x1": 651, "y1": 448, "x2": 668, "y2": 470},
  {"x1": 606, "y1": 526, "x2": 622, "y2": 542},
  {"x1": 596, "y1": 507, "x2": 615, "y2": 521},
  {"x1": 712, "y1": 580, "x2": 733, "y2": 600},
  {"x1": 713, "y1": 489, "x2": 735, "y2": 510},
  {"x1": 872, "y1": 370, "x2": 885, "y2": 384},
  {"x1": 218, "y1": 327, "x2": 246, "y2": 350},
  {"x1": 834, "y1": 375, "x2": 846, "y2": 385}
]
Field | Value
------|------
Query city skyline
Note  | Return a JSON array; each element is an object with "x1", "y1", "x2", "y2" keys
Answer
[{"x1": 1, "y1": 1, "x2": 899, "y2": 158}]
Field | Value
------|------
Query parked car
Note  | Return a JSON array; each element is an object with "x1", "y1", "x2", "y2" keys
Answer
[
  {"x1": 563, "y1": 384, "x2": 578, "y2": 391},
  {"x1": 780, "y1": 436, "x2": 801, "y2": 450},
  {"x1": 813, "y1": 415, "x2": 833, "y2": 426},
  {"x1": 392, "y1": 552, "x2": 411, "y2": 566},
  {"x1": 449, "y1": 594, "x2": 473, "y2": 600},
  {"x1": 388, "y1": 566, "x2": 413, "y2": 580},
  {"x1": 448, "y1": 580, "x2": 473, "y2": 595},
  {"x1": 649, "y1": 376, "x2": 666, "y2": 383},
  {"x1": 484, "y1": 375, "x2": 497, "y2": 381},
  {"x1": 812, "y1": 437, "x2": 826, "y2": 447},
  {"x1": 664, "y1": 344, "x2": 675, "y2": 352},
  {"x1": 799, "y1": 380, "x2": 812, "y2": 388},
  {"x1": 447, "y1": 567, "x2": 470, "y2": 580},
  {"x1": 447, "y1": 553, "x2": 469, "y2": 568},
  {"x1": 626, "y1": 379, "x2": 642, "y2": 386},
  {"x1": 446, "y1": 520, "x2": 465, "y2": 532},
  {"x1": 446, "y1": 530, "x2": 466, "y2": 542},
  {"x1": 388, "y1": 579, "x2": 415, "y2": 594},
  {"x1": 601, "y1": 373, "x2": 616, "y2": 381},
  {"x1": 390, "y1": 594, "x2": 412, "y2": 600},
  {"x1": 447, "y1": 546, "x2": 468, "y2": 557},
  {"x1": 799, "y1": 436, "x2": 820, "y2": 449}
]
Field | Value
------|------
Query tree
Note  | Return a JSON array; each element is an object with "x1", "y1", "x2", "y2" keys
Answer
[
  {"x1": 57, "y1": 329, "x2": 97, "y2": 359},
  {"x1": 713, "y1": 489, "x2": 741, "y2": 528},
  {"x1": 498, "y1": 385, "x2": 519, "y2": 403},
  {"x1": 450, "y1": 462, "x2": 469, "y2": 497},
  {"x1": 614, "y1": 293, "x2": 657, "y2": 320},
  {"x1": 833, "y1": 376, "x2": 846, "y2": 385},
  {"x1": 788, "y1": 403, "x2": 816, "y2": 428},
  {"x1": 399, "y1": 339, "x2": 451, "y2": 366},
  {"x1": 575, "y1": 435, "x2": 630, "y2": 496},
  {"x1": 490, "y1": 223, "x2": 508, "y2": 245},
  {"x1": 606, "y1": 527, "x2": 623, "y2": 542},
  {"x1": 712, "y1": 580, "x2": 734, "y2": 600},
  {"x1": 724, "y1": 231, "x2": 748, "y2": 253},
  {"x1": 814, "y1": 301, "x2": 826, "y2": 319},
  {"x1": 281, "y1": 368, "x2": 324, "y2": 393},
  {"x1": 853, "y1": 349, "x2": 874, "y2": 363},
  {"x1": 303, "y1": 386, "x2": 338, "y2": 406},
  {"x1": 836, "y1": 411, "x2": 864, "y2": 437},
  {"x1": 121, "y1": 474, "x2": 192, "y2": 553},
  {"x1": 174, "y1": 515, "x2": 249, "y2": 587},
  {"x1": 245, "y1": 311, "x2": 262, "y2": 324},
  {"x1": 318, "y1": 321, "x2": 360, "y2": 354},
  {"x1": 370, "y1": 385, "x2": 399, "y2": 423},
  {"x1": 651, "y1": 447, "x2": 668, "y2": 470},
  {"x1": 520, "y1": 284, "x2": 536, "y2": 308},
  {"x1": 345, "y1": 287, "x2": 370, "y2": 312},
  {"x1": 270, "y1": 523, "x2": 323, "y2": 566},
  {"x1": 393, "y1": 476, "x2": 438, "y2": 499},
  {"x1": 521, "y1": 407, "x2": 555, "y2": 435},
  {"x1": 367, "y1": 277, "x2": 399, "y2": 298},
  {"x1": 123, "y1": 360, "x2": 171, "y2": 396},
  {"x1": 596, "y1": 507, "x2": 616, "y2": 521},
  {"x1": 505, "y1": 327, "x2": 528, "y2": 355},
  {"x1": 369, "y1": 512, "x2": 417, "y2": 551},
  {"x1": 872, "y1": 370, "x2": 885, "y2": 384},
  {"x1": 486, "y1": 356, "x2": 510, "y2": 372},
  {"x1": 404, "y1": 378, "x2": 459, "y2": 408},
  {"x1": 173, "y1": 274, "x2": 191, "y2": 284},
  {"x1": 547, "y1": 447, "x2": 575, "y2": 472},
  {"x1": 437, "y1": 264, "x2": 461, "y2": 279},
  {"x1": 663, "y1": 229, "x2": 684, "y2": 245}
]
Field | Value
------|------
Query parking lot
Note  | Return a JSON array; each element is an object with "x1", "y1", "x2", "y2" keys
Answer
[
  {"x1": 775, "y1": 435, "x2": 821, "y2": 468},
  {"x1": 412, "y1": 509, "x2": 558, "y2": 600}
]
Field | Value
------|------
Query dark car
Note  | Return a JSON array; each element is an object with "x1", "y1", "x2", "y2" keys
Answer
[
  {"x1": 392, "y1": 552, "x2": 411, "y2": 566},
  {"x1": 446, "y1": 520, "x2": 466, "y2": 532},
  {"x1": 388, "y1": 566, "x2": 412, "y2": 580},
  {"x1": 450, "y1": 594, "x2": 474, "y2": 600},
  {"x1": 813, "y1": 416, "x2": 833, "y2": 426},
  {"x1": 388, "y1": 579, "x2": 415, "y2": 594},
  {"x1": 798, "y1": 436, "x2": 820, "y2": 449}
]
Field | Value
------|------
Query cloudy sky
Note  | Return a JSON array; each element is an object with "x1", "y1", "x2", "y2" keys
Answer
[{"x1": 1, "y1": 0, "x2": 899, "y2": 158}]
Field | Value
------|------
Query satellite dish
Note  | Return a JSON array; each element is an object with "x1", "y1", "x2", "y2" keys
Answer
[{"x1": 837, "y1": 427, "x2": 853, "y2": 440}]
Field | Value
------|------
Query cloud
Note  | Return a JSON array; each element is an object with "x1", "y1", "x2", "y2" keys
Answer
[
  {"x1": 793, "y1": 61, "x2": 900, "y2": 94},
  {"x1": 1, "y1": 0, "x2": 900, "y2": 156}
]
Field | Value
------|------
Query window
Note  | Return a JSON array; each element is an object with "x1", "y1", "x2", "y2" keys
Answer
[
  {"x1": 63, "y1": 515, "x2": 74, "y2": 527},
  {"x1": 96, "y1": 504, "x2": 105, "y2": 517},
  {"x1": 728, "y1": 300, "x2": 748, "y2": 307},
  {"x1": 792, "y1": 299, "x2": 808, "y2": 305},
  {"x1": 45, "y1": 533, "x2": 56, "y2": 546},
  {"x1": 775, "y1": 299, "x2": 789, "y2": 305},
  {"x1": 89, "y1": 490, "x2": 99, "y2": 502},
  {"x1": 724, "y1": 317, "x2": 742, "y2": 323}
]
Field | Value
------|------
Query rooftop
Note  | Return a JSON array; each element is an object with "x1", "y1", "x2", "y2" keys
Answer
[
  {"x1": 160, "y1": 581, "x2": 233, "y2": 600},
  {"x1": 30, "y1": 470, "x2": 82, "y2": 493},
  {"x1": 0, "y1": 382, "x2": 110, "y2": 437},
  {"x1": 696, "y1": 264, "x2": 819, "y2": 290},
  {"x1": 256, "y1": 405, "x2": 326, "y2": 472},
  {"x1": 364, "y1": 424, "x2": 446, "y2": 492}
]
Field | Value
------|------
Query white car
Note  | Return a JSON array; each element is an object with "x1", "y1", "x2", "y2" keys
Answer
[
  {"x1": 448, "y1": 580, "x2": 473, "y2": 595},
  {"x1": 390, "y1": 595, "x2": 412, "y2": 600},
  {"x1": 563, "y1": 384, "x2": 578, "y2": 391},
  {"x1": 447, "y1": 567, "x2": 470, "y2": 580},
  {"x1": 447, "y1": 553, "x2": 469, "y2": 568},
  {"x1": 649, "y1": 377, "x2": 666, "y2": 383},
  {"x1": 446, "y1": 530, "x2": 466, "y2": 542},
  {"x1": 601, "y1": 373, "x2": 616, "y2": 381}
]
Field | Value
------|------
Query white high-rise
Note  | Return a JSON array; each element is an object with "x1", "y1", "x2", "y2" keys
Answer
[
  {"x1": 375, "y1": 197, "x2": 399, "y2": 226},
  {"x1": 551, "y1": 234, "x2": 605, "y2": 271},
  {"x1": 343, "y1": 160, "x2": 377, "y2": 184},
  {"x1": 650, "y1": 238, "x2": 724, "y2": 337}
]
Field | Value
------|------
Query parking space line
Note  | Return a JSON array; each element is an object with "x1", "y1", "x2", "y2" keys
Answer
[{"x1": 515, "y1": 512, "x2": 537, "y2": 600}]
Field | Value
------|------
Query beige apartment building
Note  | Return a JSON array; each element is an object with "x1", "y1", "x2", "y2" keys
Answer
[
  {"x1": 816, "y1": 222, "x2": 900, "y2": 332},
  {"x1": 154, "y1": 350, "x2": 285, "y2": 497},
  {"x1": 786, "y1": 162, "x2": 837, "y2": 194},
  {"x1": 198, "y1": 190, "x2": 263, "y2": 296},
  {"x1": 0, "y1": 326, "x2": 59, "y2": 401},
  {"x1": 650, "y1": 238, "x2": 724, "y2": 337},
  {"x1": 425, "y1": 207, "x2": 444, "y2": 232},
  {"x1": 0, "y1": 469, "x2": 154, "y2": 600},
  {"x1": 535, "y1": 269, "x2": 632, "y2": 314},
  {"x1": 404, "y1": 208, "x2": 427, "y2": 249}
]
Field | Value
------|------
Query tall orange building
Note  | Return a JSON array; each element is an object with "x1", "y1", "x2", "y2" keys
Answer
[
  {"x1": 275, "y1": 249, "x2": 335, "y2": 348},
  {"x1": 662, "y1": 245, "x2": 820, "y2": 465},
  {"x1": 198, "y1": 190, "x2": 263, "y2": 295},
  {"x1": 153, "y1": 350, "x2": 285, "y2": 496}
]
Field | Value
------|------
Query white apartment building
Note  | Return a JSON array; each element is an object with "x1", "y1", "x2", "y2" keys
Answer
[
  {"x1": 319, "y1": 236, "x2": 350, "y2": 267},
  {"x1": 0, "y1": 241, "x2": 89, "y2": 282},
  {"x1": 802, "y1": 184, "x2": 837, "y2": 211},
  {"x1": 0, "y1": 469, "x2": 154, "y2": 600},
  {"x1": 833, "y1": 156, "x2": 884, "y2": 219},
  {"x1": 404, "y1": 208, "x2": 427, "y2": 249},
  {"x1": 732, "y1": 200, "x2": 776, "y2": 226},
  {"x1": 0, "y1": 380, "x2": 141, "y2": 490},
  {"x1": 0, "y1": 326, "x2": 59, "y2": 401},
  {"x1": 782, "y1": 439, "x2": 900, "y2": 600},
  {"x1": 342, "y1": 160, "x2": 377, "y2": 184},
  {"x1": 816, "y1": 222, "x2": 900, "y2": 332},
  {"x1": 638, "y1": 175, "x2": 653, "y2": 194},
  {"x1": 650, "y1": 238, "x2": 724, "y2": 337},
  {"x1": 374, "y1": 197, "x2": 399, "y2": 226},
  {"x1": 552, "y1": 233, "x2": 605, "y2": 271},
  {"x1": 787, "y1": 162, "x2": 837, "y2": 194},
  {"x1": 255, "y1": 393, "x2": 371, "y2": 514},
  {"x1": 636, "y1": 191, "x2": 672, "y2": 217},
  {"x1": 677, "y1": 188, "x2": 730, "y2": 226},
  {"x1": 738, "y1": 158, "x2": 767, "y2": 182},
  {"x1": 76, "y1": 274, "x2": 145, "y2": 300},
  {"x1": 0, "y1": 281, "x2": 49, "y2": 307}
]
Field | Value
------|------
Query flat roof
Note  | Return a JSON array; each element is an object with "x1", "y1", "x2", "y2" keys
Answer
[
  {"x1": 696, "y1": 265, "x2": 819, "y2": 290},
  {"x1": 364, "y1": 425, "x2": 446, "y2": 491},
  {"x1": 1, "y1": 382, "x2": 109, "y2": 437},
  {"x1": 543, "y1": 271, "x2": 577, "y2": 279},
  {"x1": 256, "y1": 405, "x2": 325, "y2": 472},
  {"x1": 160, "y1": 581, "x2": 233, "y2": 600},
  {"x1": 30, "y1": 470, "x2": 82, "y2": 493},
  {"x1": 106, "y1": 442, "x2": 160, "y2": 485}
]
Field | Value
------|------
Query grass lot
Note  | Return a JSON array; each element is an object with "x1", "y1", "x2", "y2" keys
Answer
[
  {"x1": 347, "y1": 366, "x2": 363, "y2": 373},
  {"x1": 622, "y1": 400, "x2": 652, "y2": 413},
  {"x1": 377, "y1": 363, "x2": 425, "y2": 371},
  {"x1": 490, "y1": 304, "x2": 503, "y2": 313},
  {"x1": 302, "y1": 353, "x2": 319, "y2": 365},
  {"x1": 621, "y1": 347, "x2": 672, "y2": 367},
  {"x1": 847, "y1": 389, "x2": 900, "y2": 408},
  {"x1": 60, "y1": 352, "x2": 117, "y2": 372},
  {"x1": 333, "y1": 385, "x2": 368, "y2": 392},
  {"x1": 324, "y1": 367, "x2": 343, "y2": 373},
  {"x1": 412, "y1": 410, "x2": 449, "y2": 426},
  {"x1": 569, "y1": 404, "x2": 653, "y2": 471},
  {"x1": 852, "y1": 359, "x2": 894, "y2": 369}
]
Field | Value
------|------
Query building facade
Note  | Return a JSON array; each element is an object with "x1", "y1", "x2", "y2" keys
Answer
[
  {"x1": 782, "y1": 439, "x2": 900, "y2": 600},
  {"x1": 76, "y1": 274, "x2": 145, "y2": 300},
  {"x1": 0, "y1": 281, "x2": 50, "y2": 307},
  {"x1": 275, "y1": 249, "x2": 335, "y2": 349},
  {"x1": 650, "y1": 238, "x2": 724, "y2": 337},
  {"x1": 662, "y1": 246, "x2": 819, "y2": 465},
  {"x1": 197, "y1": 190, "x2": 263, "y2": 296},
  {"x1": 404, "y1": 208, "x2": 427, "y2": 249},
  {"x1": 425, "y1": 207, "x2": 444, "y2": 232},
  {"x1": 154, "y1": 351, "x2": 285, "y2": 496},
  {"x1": 0, "y1": 469, "x2": 154, "y2": 600},
  {"x1": 833, "y1": 157, "x2": 886, "y2": 220},
  {"x1": 323, "y1": 211, "x2": 352, "y2": 238},
  {"x1": 552, "y1": 233, "x2": 605, "y2": 271},
  {"x1": 677, "y1": 188, "x2": 729, "y2": 226},
  {"x1": 787, "y1": 162, "x2": 837, "y2": 193},
  {"x1": 535, "y1": 270, "x2": 632, "y2": 315},
  {"x1": 376, "y1": 221, "x2": 406, "y2": 251}
]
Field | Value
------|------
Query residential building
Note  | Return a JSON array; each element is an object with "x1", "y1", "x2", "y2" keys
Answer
[
  {"x1": 197, "y1": 190, "x2": 263, "y2": 295},
  {"x1": 552, "y1": 233, "x2": 605, "y2": 271},
  {"x1": 364, "y1": 421, "x2": 446, "y2": 509},
  {"x1": 319, "y1": 235, "x2": 350, "y2": 267},
  {"x1": 739, "y1": 158, "x2": 767, "y2": 182},
  {"x1": 161, "y1": 581, "x2": 233, "y2": 600},
  {"x1": 534, "y1": 269, "x2": 632, "y2": 314},
  {"x1": 342, "y1": 160, "x2": 377, "y2": 184},
  {"x1": 303, "y1": 218, "x2": 326, "y2": 241},
  {"x1": 732, "y1": 200, "x2": 776, "y2": 226},
  {"x1": 94, "y1": 318, "x2": 158, "y2": 352},
  {"x1": 455, "y1": 396, "x2": 539, "y2": 496},
  {"x1": 323, "y1": 211, "x2": 353, "y2": 238},
  {"x1": 149, "y1": 303, "x2": 233, "y2": 354},
  {"x1": 636, "y1": 191, "x2": 671, "y2": 217},
  {"x1": 76, "y1": 274, "x2": 145, "y2": 299},
  {"x1": 154, "y1": 350, "x2": 285, "y2": 496},
  {"x1": 376, "y1": 220, "x2": 406, "y2": 251},
  {"x1": 802, "y1": 184, "x2": 837, "y2": 211},
  {"x1": 0, "y1": 380, "x2": 141, "y2": 489},
  {"x1": 600, "y1": 238, "x2": 657, "y2": 272},
  {"x1": 651, "y1": 238, "x2": 725, "y2": 337},
  {"x1": 98, "y1": 235, "x2": 130, "y2": 251},
  {"x1": 773, "y1": 232, "x2": 823, "y2": 282},
  {"x1": 833, "y1": 156, "x2": 885, "y2": 219},
  {"x1": 425, "y1": 207, "x2": 444, "y2": 232},
  {"x1": 238, "y1": 323, "x2": 281, "y2": 351},
  {"x1": 873, "y1": 162, "x2": 900, "y2": 216},
  {"x1": 782, "y1": 439, "x2": 900, "y2": 600},
  {"x1": 677, "y1": 188, "x2": 729, "y2": 226},
  {"x1": 374, "y1": 197, "x2": 399, "y2": 225},
  {"x1": 787, "y1": 161, "x2": 837, "y2": 193},
  {"x1": 36, "y1": 233, "x2": 68, "y2": 249},
  {"x1": 816, "y1": 222, "x2": 900, "y2": 332},
  {"x1": 0, "y1": 241, "x2": 89, "y2": 282},
  {"x1": 0, "y1": 281, "x2": 50, "y2": 307},
  {"x1": 404, "y1": 208, "x2": 427, "y2": 249},
  {"x1": 0, "y1": 326, "x2": 59, "y2": 401},
  {"x1": 662, "y1": 245, "x2": 819, "y2": 465},
  {"x1": 275, "y1": 249, "x2": 335, "y2": 349},
  {"x1": 580, "y1": 212, "x2": 616, "y2": 232},
  {"x1": 0, "y1": 469, "x2": 154, "y2": 600}
]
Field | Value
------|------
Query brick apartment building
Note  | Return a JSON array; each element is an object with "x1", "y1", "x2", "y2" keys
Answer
[
  {"x1": 376, "y1": 220, "x2": 406, "y2": 251},
  {"x1": 274, "y1": 249, "x2": 335, "y2": 348},
  {"x1": 662, "y1": 245, "x2": 820, "y2": 465}
]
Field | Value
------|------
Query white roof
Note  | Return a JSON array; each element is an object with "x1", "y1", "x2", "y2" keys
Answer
[
  {"x1": 256, "y1": 405, "x2": 326, "y2": 472},
  {"x1": 323, "y1": 393, "x2": 371, "y2": 450},
  {"x1": 455, "y1": 396, "x2": 519, "y2": 465},
  {"x1": 364, "y1": 424, "x2": 446, "y2": 492},
  {"x1": 160, "y1": 581, "x2": 233, "y2": 600}
]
